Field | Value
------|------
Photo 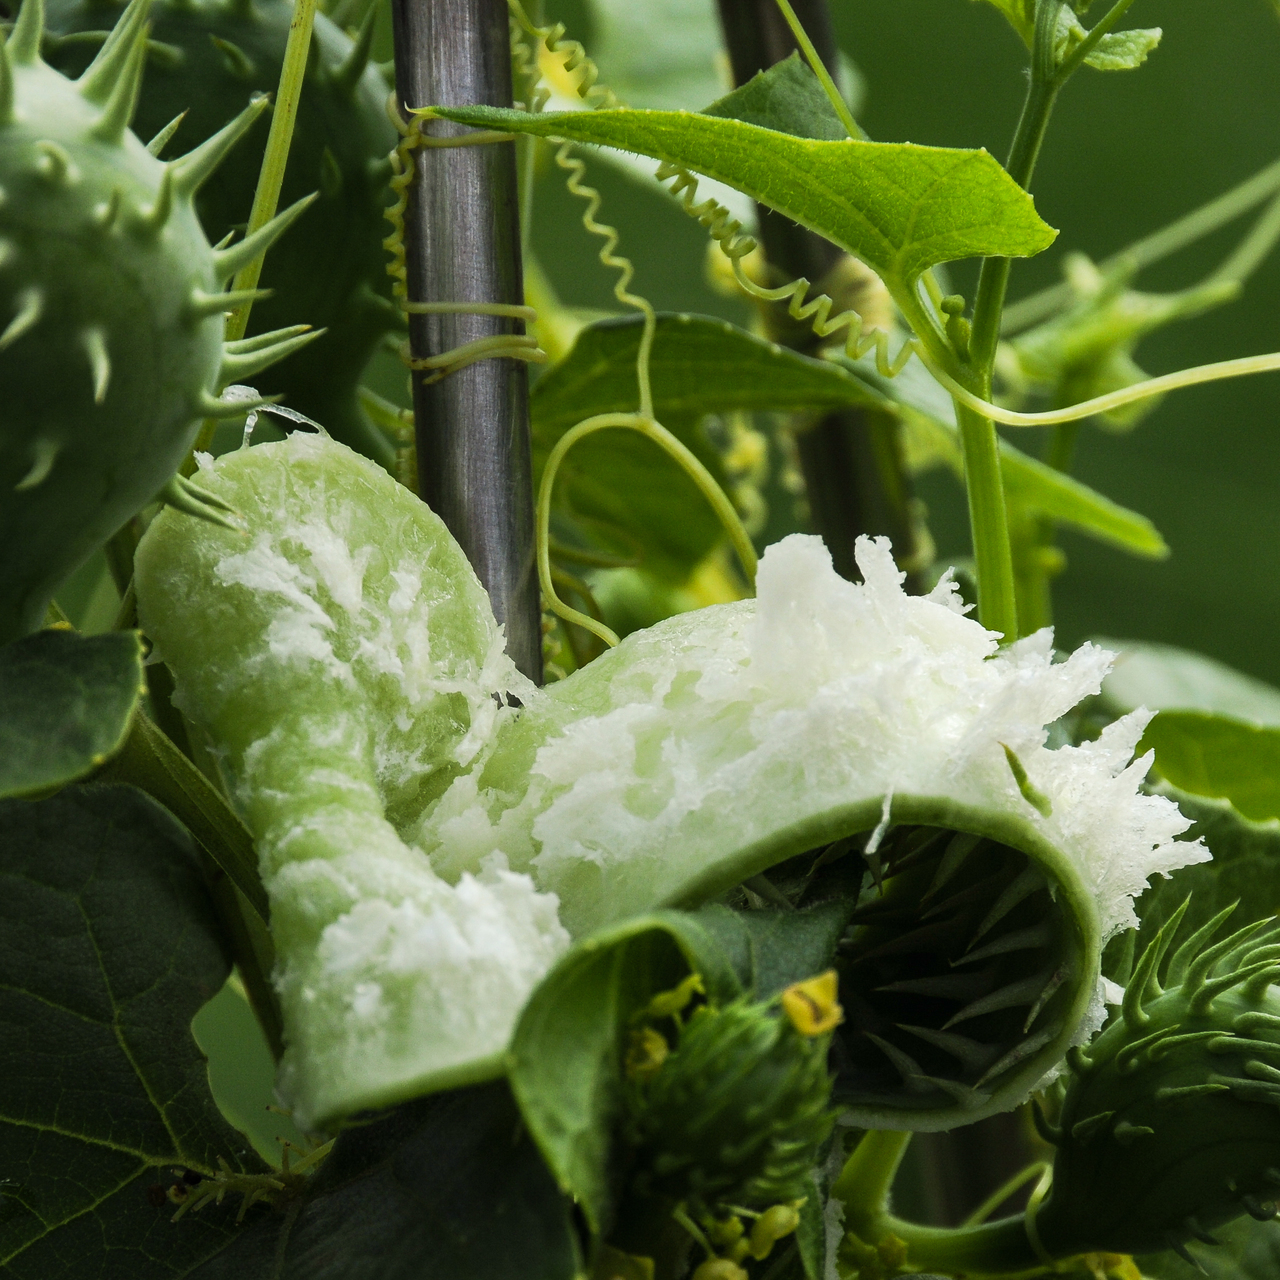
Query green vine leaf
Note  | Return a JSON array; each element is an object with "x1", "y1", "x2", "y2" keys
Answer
[
  {"x1": 970, "y1": 0, "x2": 1161, "y2": 71},
  {"x1": 0, "y1": 629, "x2": 145, "y2": 800},
  {"x1": 0, "y1": 783, "x2": 263, "y2": 1278},
  {"x1": 703, "y1": 52, "x2": 849, "y2": 141},
  {"x1": 185, "y1": 1083, "x2": 582, "y2": 1280},
  {"x1": 431, "y1": 104, "x2": 1056, "y2": 288},
  {"x1": 533, "y1": 313, "x2": 882, "y2": 438},
  {"x1": 535, "y1": 312, "x2": 1164, "y2": 567},
  {"x1": 1142, "y1": 712, "x2": 1280, "y2": 823}
]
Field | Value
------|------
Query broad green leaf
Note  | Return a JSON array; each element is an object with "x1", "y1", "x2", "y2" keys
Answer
[
  {"x1": 536, "y1": 312, "x2": 1164, "y2": 564},
  {"x1": 432, "y1": 104, "x2": 1056, "y2": 288},
  {"x1": 0, "y1": 783, "x2": 263, "y2": 1278},
  {"x1": 0, "y1": 628, "x2": 145, "y2": 799},
  {"x1": 186, "y1": 1083, "x2": 582, "y2": 1280},
  {"x1": 507, "y1": 910, "x2": 744, "y2": 1232},
  {"x1": 1097, "y1": 640, "x2": 1280, "y2": 726},
  {"x1": 703, "y1": 53, "x2": 848, "y2": 141},
  {"x1": 1142, "y1": 711, "x2": 1280, "y2": 823}
]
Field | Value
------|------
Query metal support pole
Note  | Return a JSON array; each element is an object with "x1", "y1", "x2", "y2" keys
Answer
[
  {"x1": 716, "y1": 0, "x2": 925, "y2": 588},
  {"x1": 390, "y1": 0, "x2": 543, "y2": 682}
]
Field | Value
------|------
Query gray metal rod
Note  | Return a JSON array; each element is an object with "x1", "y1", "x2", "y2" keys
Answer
[{"x1": 390, "y1": 0, "x2": 543, "y2": 683}]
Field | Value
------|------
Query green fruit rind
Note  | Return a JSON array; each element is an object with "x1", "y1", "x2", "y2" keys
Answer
[
  {"x1": 1037, "y1": 907, "x2": 1280, "y2": 1258},
  {"x1": 0, "y1": 0, "x2": 316, "y2": 641},
  {"x1": 135, "y1": 435, "x2": 1208, "y2": 1132}
]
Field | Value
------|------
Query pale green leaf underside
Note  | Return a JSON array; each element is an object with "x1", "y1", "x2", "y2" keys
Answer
[
  {"x1": 431, "y1": 104, "x2": 1057, "y2": 285},
  {"x1": 1098, "y1": 640, "x2": 1280, "y2": 727},
  {"x1": 1142, "y1": 711, "x2": 1280, "y2": 823}
]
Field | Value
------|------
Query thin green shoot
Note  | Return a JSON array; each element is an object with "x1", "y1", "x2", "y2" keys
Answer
[
  {"x1": 1003, "y1": 153, "x2": 1280, "y2": 334},
  {"x1": 770, "y1": 0, "x2": 864, "y2": 140},
  {"x1": 225, "y1": 0, "x2": 319, "y2": 344}
]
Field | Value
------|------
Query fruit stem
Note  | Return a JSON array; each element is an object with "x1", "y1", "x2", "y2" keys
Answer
[{"x1": 831, "y1": 1131, "x2": 1045, "y2": 1277}]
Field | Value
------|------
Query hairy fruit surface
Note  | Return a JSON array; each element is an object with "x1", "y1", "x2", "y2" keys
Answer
[
  {"x1": 1038, "y1": 906, "x2": 1280, "y2": 1258},
  {"x1": 44, "y1": 0, "x2": 401, "y2": 464}
]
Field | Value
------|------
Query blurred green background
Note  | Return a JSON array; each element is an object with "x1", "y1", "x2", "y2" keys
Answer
[{"x1": 536, "y1": 0, "x2": 1280, "y2": 680}]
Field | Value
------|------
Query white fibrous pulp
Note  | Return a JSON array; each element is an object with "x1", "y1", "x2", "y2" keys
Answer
[{"x1": 423, "y1": 534, "x2": 1208, "y2": 943}]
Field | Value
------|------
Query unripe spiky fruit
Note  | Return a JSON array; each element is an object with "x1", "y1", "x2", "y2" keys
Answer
[
  {"x1": 43, "y1": 0, "x2": 401, "y2": 466},
  {"x1": 1036, "y1": 904, "x2": 1280, "y2": 1258},
  {"x1": 0, "y1": 0, "x2": 315, "y2": 641},
  {"x1": 624, "y1": 994, "x2": 835, "y2": 1211}
]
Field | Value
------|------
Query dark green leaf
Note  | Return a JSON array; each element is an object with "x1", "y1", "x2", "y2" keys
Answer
[
  {"x1": 508, "y1": 911, "x2": 745, "y2": 1233},
  {"x1": 734, "y1": 900, "x2": 856, "y2": 1000},
  {"x1": 1142, "y1": 711, "x2": 1280, "y2": 822},
  {"x1": 96, "y1": 712, "x2": 269, "y2": 924},
  {"x1": 187, "y1": 1083, "x2": 582, "y2": 1280},
  {"x1": 1097, "y1": 640, "x2": 1280, "y2": 726},
  {"x1": 433, "y1": 105, "x2": 1056, "y2": 288},
  {"x1": 703, "y1": 52, "x2": 848, "y2": 141},
  {"x1": 0, "y1": 629, "x2": 145, "y2": 799},
  {"x1": 0, "y1": 783, "x2": 262, "y2": 1278},
  {"x1": 1107, "y1": 786, "x2": 1280, "y2": 981}
]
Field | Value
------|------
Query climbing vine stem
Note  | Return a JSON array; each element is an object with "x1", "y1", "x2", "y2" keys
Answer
[{"x1": 962, "y1": 0, "x2": 1064, "y2": 640}]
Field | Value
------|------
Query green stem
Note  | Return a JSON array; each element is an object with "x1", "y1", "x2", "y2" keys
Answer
[
  {"x1": 832, "y1": 1131, "x2": 1043, "y2": 1277},
  {"x1": 961, "y1": 0, "x2": 1063, "y2": 639},
  {"x1": 225, "y1": 0, "x2": 319, "y2": 343}
]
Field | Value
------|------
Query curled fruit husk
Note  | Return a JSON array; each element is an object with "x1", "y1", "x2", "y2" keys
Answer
[{"x1": 136, "y1": 433, "x2": 1207, "y2": 1129}]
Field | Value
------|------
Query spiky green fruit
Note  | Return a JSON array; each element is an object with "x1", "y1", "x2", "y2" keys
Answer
[
  {"x1": 0, "y1": 0, "x2": 314, "y2": 642},
  {"x1": 43, "y1": 0, "x2": 401, "y2": 466},
  {"x1": 1036, "y1": 905, "x2": 1280, "y2": 1259},
  {"x1": 624, "y1": 994, "x2": 835, "y2": 1212}
]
